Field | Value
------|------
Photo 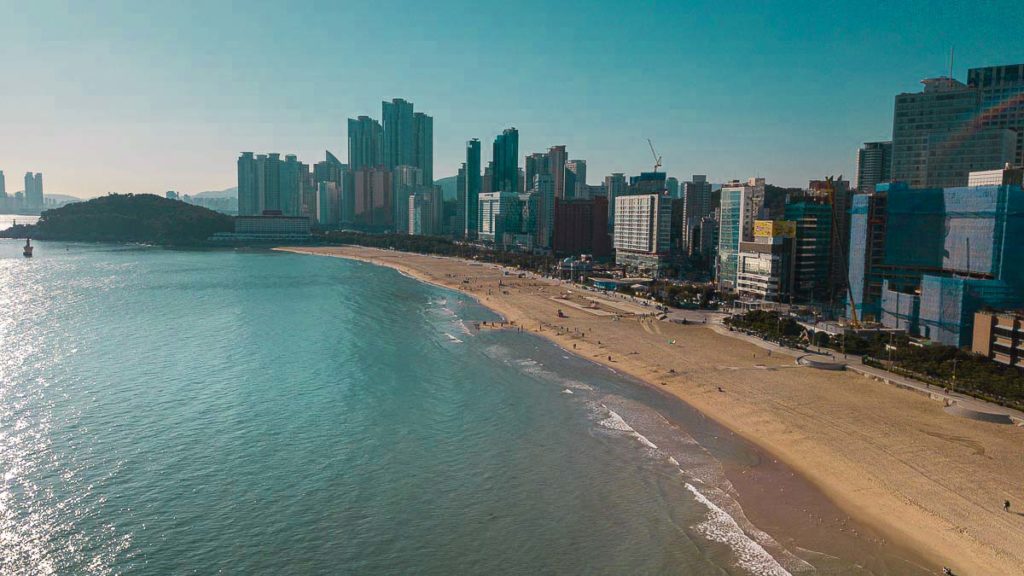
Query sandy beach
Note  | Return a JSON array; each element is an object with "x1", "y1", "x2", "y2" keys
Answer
[{"x1": 279, "y1": 245, "x2": 1024, "y2": 575}]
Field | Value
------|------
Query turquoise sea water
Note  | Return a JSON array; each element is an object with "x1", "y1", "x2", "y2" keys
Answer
[{"x1": 0, "y1": 242, "x2": 928, "y2": 575}]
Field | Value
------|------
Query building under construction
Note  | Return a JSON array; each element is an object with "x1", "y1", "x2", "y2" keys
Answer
[{"x1": 847, "y1": 171, "x2": 1024, "y2": 346}]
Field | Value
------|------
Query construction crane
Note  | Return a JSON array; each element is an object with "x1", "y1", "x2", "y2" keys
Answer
[
  {"x1": 823, "y1": 175, "x2": 861, "y2": 329},
  {"x1": 647, "y1": 139, "x2": 662, "y2": 173}
]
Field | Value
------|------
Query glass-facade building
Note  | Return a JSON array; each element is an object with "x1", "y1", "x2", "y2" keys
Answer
[
  {"x1": 847, "y1": 180, "x2": 1024, "y2": 346},
  {"x1": 784, "y1": 200, "x2": 832, "y2": 302}
]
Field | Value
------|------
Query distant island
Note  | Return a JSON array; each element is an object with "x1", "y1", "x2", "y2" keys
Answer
[{"x1": 0, "y1": 193, "x2": 234, "y2": 245}]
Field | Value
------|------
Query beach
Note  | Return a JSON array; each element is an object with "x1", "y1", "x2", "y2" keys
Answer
[{"x1": 280, "y1": 245, "x2": 1024, "y2": 575}]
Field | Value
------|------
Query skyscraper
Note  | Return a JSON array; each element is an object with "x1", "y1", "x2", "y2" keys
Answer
[
  {"x1": 314, "y1": 151, "x2": 346, "y2": 189},
  {"x1": 478, "y1": 191, "x2": 522, "y2": 245},
  {"x1": 0, "y1": 170, "x2": 7, "y2": 201},
  {"x1": 382, "y1": 98, "x2": 414, "y2": 170},
  {"x1": 563, "y1": 165, "x2": 576, "y2": 204},
  {"x1": 529, "y1": 173, "x2": 555, "y2": 249},
  {"x1": 413, "y1": 112, "x2": 433, "y2": 185},
  {"x1": 681, "y1": 175, "x2": 712, "y2": 254},
  {"x1": 604, "y1": 173, "x2": 627, "y2": 231},
  {"x1": 348, "y1": 116, "x2": 383, "y2": 170},
  {"x1": 455, "y1": 163, "x2": 467, "y2": 238},
  {"x1": 262, "y1": 154, "x2": 282, "y2": 212},
  {"x1": 856, "y1": 141, "x2": 892, "y2": 193},
  {"x1": 280, "y1": 155, "x2": 302, "y2": 216},
  {"x1": 565, "y1": 160, "x2": 587, "y2": 199},
  {"x1": 316, "y1": 182, "x2": 341, "y2": 228},
  {"x1": 613, "y1": 194, "x2": 673, "y2": 275},
  {"x1": 393, "y1": 165, "x2": 424, "y2": 233},
  {"x1": 716, "y1": 178, "x2": 765, "y2": 290},
  {"x1": 666, "y1": 177, "x2": 680, "y2": 199},
  {"x1": 967, "y1": 63, "x2": 1024, "y2": 166},
  {"x1": 237, "y1": 152, "x2": 260, "y2": 216},
  {"x1": 785, "y1": 197, "x2": 833, "y2": 302},
  {"x1": 553, "y1": 196, "x2": 611, "y2": 257},
  {"x1": 547, "y1": 145, "x2": 568, "y2": 199},
  {"x1": 464, "y1": 139, "x2": 482, "y2": 238},
  {"x1": 891, "y1": 77, "x2": 1016, "y2": 188},
  {"x1": 353, "y1": 167, "x2": 393, "y2": 228},
  {"x1": 525, "y1": 153, "x2": 549, "y2": 188},
  {"x1": 24, "y1": 172, "x2": 43, "y2": 210},
  {"x1": 381, "y1": 99, "x2": 433, "y2": 185},
  {"x1": 492, "y1": 128, "x2": 519, "y2": 193}
]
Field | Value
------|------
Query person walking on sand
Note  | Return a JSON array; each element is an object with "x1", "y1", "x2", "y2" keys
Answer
[{"x1": 1005, "y1": 499, "x2": 1012, "y2": 513}]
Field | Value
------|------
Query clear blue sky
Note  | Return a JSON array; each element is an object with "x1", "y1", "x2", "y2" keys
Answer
[{"x1": 2, "y1": 0, "x2": 1022, "y2": 197}]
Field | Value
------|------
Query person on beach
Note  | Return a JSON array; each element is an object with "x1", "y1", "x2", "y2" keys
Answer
[{"x1": 1005, "y1": 499, "x2": 1012, "y2": 512}]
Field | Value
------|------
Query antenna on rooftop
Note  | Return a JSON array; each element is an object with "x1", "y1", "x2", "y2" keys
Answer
[{"x1": 948, "y1": 46, "x2": 954, "y2": 79}]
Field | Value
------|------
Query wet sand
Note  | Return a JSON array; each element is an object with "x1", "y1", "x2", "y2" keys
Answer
[{"x1": 279, "y1": 245, "x2": 1024, "y2": 575}]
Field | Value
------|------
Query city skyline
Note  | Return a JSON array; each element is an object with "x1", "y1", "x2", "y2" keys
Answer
[{"x1": 3, "y1": 1, "x2": 1024, "y2": 198}]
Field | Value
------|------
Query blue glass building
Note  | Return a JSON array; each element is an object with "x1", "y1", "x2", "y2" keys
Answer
[{"x1": 847, "y1": 180, "x2": 1024, "y2": 346}]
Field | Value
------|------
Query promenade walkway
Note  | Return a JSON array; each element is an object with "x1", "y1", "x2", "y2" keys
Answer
[{"x1": 708, "y1": 322, "x2": 1024, "y2": 425}]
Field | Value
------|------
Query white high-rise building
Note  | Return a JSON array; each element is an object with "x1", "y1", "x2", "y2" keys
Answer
[
  {"x1": 478, "y1": 191, "x2": 521, "y2": 244},
  {"x1": 613, "y1": 194, "x2": 673, "y2": 275}
]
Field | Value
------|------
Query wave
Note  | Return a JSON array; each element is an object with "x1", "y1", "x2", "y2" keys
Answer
[
  {"x1": 598, "y1": 408, "x2": 659, "y2": 451},
  {"x1": 685, "y1": 483, "x2": 792, "y2": 576},
  {"x1": 588, "y1": 400, "x2": 810, "y2": 576},
  {"x1": 493, "y1": 339, "x2": 811, "y2": 576}
]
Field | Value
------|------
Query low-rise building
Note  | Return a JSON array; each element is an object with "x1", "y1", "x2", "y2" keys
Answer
[
  {"x1": 972, "y1": 311, "x2": 1024, "y2": 368},
  {"x1": 735, "y1": 220, "x2": 796, "y2": 302},
  {"x1": 211, "y1": 212, "x2": 313, "y2": 243}
]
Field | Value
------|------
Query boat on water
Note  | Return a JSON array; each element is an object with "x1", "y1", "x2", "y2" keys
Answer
[{"x1": 23, "y1": 239, "x2": 33, "y2": 258}]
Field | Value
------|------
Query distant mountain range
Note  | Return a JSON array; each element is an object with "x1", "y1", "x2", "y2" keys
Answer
[
  {"x1": 48, "y1": 194, "x2": 84, "y2": 204},
  {"x1": 193, "y1": 187, "x2": 237, "y2": 199}
]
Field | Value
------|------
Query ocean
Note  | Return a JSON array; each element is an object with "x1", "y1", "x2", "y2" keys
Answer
[{"x1": 0, "y1": 241, "x2": 929, "y2": 575}]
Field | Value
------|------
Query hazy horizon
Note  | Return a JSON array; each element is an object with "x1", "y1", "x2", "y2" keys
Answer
[{"x1": 2, "y1": 0, "x2": 1023, "y2": 198}]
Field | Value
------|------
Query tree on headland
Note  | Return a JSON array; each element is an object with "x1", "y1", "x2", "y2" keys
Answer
[{"x1": 0, "y1": 193, "x2": 234, "y2": 245}]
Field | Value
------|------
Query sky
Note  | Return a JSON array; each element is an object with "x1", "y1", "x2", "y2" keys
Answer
[{"x1": 1, "y1": 0, "x2": 1023, "y2": 198}]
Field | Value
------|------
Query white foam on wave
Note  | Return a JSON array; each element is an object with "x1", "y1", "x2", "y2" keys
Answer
[
  {"x1": 561, "y1": 388, "x2": 574, "y2": 395},
  {"x1": 444, "y1": 333, "x2": 463, "y2": 344},
  {"x1": 598, "y1": 408, "x2": 659, "y2": 451},
  {"x1": 597, "y1": 409, "x2": 633, "y2": 431},
  {"x1": 593, "y1": 398, "x2": 808, "y2": 575},
  {"x1": 685, "y1": 483, "x2": 792, "y2": 576},
  {"x1": 516, "y1": 361, "x2": 594, "y2": 391}
]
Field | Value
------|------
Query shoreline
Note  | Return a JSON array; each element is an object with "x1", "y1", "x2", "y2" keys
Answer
[{"x1": 277, "y1": 245, "x2": 1024, "y2": 575}]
